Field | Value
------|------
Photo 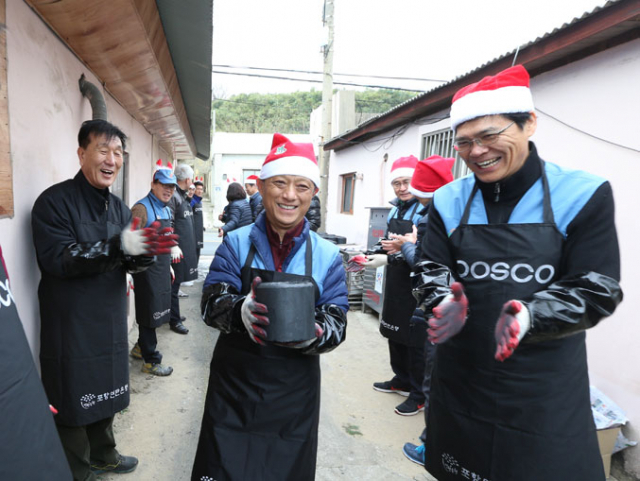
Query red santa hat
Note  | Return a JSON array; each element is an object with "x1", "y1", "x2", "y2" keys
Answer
[
  {"x1": 409, "y1": 156, "x2": 455, "y2": 198},
  {"x1": 260, "y1": 133, "x2": 319, "y2": 186},
  {"x1": 245, "y1": 175, "x2": 259, "y2": 185},
  {"x1": 390, "y1": 155, "x2": 419, "y2": 183},
  {"x1": 450, "y1": 65, "x2": 534, "y2": 132}
]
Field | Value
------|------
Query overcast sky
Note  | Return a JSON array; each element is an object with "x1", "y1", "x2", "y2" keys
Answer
[{"x1": 211, "y1": 0, "x2": 609, "y2": 97}]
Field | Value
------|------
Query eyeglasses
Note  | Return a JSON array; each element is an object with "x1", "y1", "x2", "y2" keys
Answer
[
  {"x1": 453, "y1": 121, "x2": 515, "y2": 153},
  {"x1": 391, "y1": 179, "x2": 411, "y2": 189}
]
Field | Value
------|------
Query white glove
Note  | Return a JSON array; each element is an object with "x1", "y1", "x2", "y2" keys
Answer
[
  {"x1": 126, "y1": 274, "x2": 134, "y2": 296},
  {"x1": 170, "y1": 246, "x2": 183, "y2": 264},
  {"x1": 364, "y1": 254, "x2": 388, "y2": 268},
  {"x1": 277, "y1": 323, "x2": 323, "y2": 349},
  {"x1": 494, "y1": 300, "x2": 531, "y2": 361},
  {"x1": 121, "y1": 218, "x2": 152, "y2": 256},
  {"x1": 241, "y1": 277, "x2": 269, "y2": 344}
]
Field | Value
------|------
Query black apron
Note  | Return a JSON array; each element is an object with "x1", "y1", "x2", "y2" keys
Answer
[
  {"x1": 173, "y1": 194, "x2": 198, "y2": 283},
  {"x1": 192, "y1": 237, "x2": 322, "y2": 481},
  {"x1": 0, "y1": 260, "x2": 72, "y2": 480},
  {"x1": 425, "y1": 167, "x2": 604, "y2": 480},
  {"x1": 132, "y1": 197, "x2": 172, "y2": 328},
  {"x1": 380, "y1": 202, "x2": 419, "y2": 345},
  {"x1": 193, "y1": 200, "x2": 204, "y2": 249}
]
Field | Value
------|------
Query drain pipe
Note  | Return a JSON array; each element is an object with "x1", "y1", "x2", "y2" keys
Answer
[{"x1": 79, "y1": 74, "x2": 107, "y2": 120}]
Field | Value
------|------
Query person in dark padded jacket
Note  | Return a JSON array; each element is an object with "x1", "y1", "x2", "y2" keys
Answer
[
  {"x1": 305, "y1": 194, "x2": 321, "y2": 232},
  {"x1": 218, "y1": 182, "x2": 252, "y2": 237},
  {"x1": 193, "y1": 133, "x2": 348, "y2": 481}
]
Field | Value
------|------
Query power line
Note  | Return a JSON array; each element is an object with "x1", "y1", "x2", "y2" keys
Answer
[
  {"x1": 211, "y1": 70, "x2": 425, "y2": 93},
  {"x1": 212, "y1": 64, "x2": 448, "y2": 83},
  {"x1": 537, "y1": 108, "x2": 640, "y2": 153}
]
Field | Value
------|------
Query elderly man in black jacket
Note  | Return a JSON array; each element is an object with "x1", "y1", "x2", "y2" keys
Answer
[
  {"x1": 167, "y1": 163, "x2": 198, "y2": 334},
  {"x1": 32, "y1": 120, "x2": 175, "y2": 481}
]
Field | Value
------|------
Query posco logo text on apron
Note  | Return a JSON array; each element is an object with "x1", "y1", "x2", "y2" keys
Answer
[
  {"x1": 442, "y1": 452, "x2": 491, "y2": 481},
  {"x1": 457, "y1": 260, "x2": 555, "y2": 284},
  {"x1": 0, "y1": 278, "x2": 16, "y2": 308}
]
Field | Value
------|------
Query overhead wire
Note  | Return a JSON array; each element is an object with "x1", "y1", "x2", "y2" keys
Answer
[
  {"x1": 212, "y1": 64, "x2": 448, "y2": 83},
  {"x1": 211, "y1": 70, "x2": 425, "y2": 93}
]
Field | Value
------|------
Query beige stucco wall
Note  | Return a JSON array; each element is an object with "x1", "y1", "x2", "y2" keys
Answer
[
  {"x1": 327, "y1": 38, "x2": 640, "y2": 475},
  {"x1": 1, "y1": 0, "x2": 173, "y2": 358}
]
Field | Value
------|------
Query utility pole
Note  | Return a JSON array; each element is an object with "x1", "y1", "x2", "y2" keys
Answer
[{"x1": 318, "y1": 0, "x2": 334, "y2": 234}]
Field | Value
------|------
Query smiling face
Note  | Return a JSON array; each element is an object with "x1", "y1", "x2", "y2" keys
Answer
[
  {"x1": 455, "y1": 113, "x2": 536, "y2": 184},
  {"x1": 151, "y1": 180, "x2": 176, "y2": 203},
  {"x1": 258, "y1": 175, "x2": 318, "y2": 238},
  {"x1": 77, "y1": 133, "x2": 124, "y2": 189},
  {"x1": 195, "y1": 184, "x2": 204, "y2": 197}
]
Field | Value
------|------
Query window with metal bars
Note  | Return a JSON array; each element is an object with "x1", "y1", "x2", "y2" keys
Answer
[{"x1": 420, "y1": 129, "x2": 469, "y2": 179}]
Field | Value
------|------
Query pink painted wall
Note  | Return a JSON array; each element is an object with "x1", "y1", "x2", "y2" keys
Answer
[{"x1": 1, "y1": 0, "x2": 175, "y2": 358}]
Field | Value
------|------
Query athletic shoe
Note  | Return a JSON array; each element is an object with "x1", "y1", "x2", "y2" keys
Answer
[
  {"x1": 372, "y1": 380, "x2": 410, "y2": 397},
  {"x1": 142, "y1": 363, "x2": 173, "y2": 376},
  {"x1": 402, "y1": 443, "x2": 425, "y2": 466},
  {"x1": 178, "y1": 290, "x2": 189, "y2": 298},
  {"x1": 394, "y1": 398, "x2": 425, "y2": 416},
  {"x1": 91, "y1": 454, "x2": 138, "y2": 475},
  {"x1": 130, "y1": 343, "x2": 142, "y2": 360}
]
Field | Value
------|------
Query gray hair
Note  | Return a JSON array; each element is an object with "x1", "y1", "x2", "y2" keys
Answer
[{"x1": 174, "y1": 163, "x2": 194, "y2": 181}]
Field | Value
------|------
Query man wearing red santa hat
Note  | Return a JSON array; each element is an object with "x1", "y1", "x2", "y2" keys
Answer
[
  {"x1": 386, "y1": 156, "x2": 455, "y2": 466},
  {"x1": 414, "y1": 65, "x2": 622, "y2": 480},
  {"x1": 192, "y1": 133, "x2": 348, "y2": 481},
  {"x1": 366, "y1": 155, "x2": 426, "y2": 416}
]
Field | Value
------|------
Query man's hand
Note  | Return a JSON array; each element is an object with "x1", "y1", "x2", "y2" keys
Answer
[
  {"x1": 218, "y1": 228, "x2": 224, "y2": 238},
  {"x1": 151, "y1": 222, "x2": 179, "y2": 255},
  {"x1": 346, "y1": 255, "x2": 367, "y2": 273},
  {"x1": 381, "y1": 234, "x2": 403, "y2": 254},
  {"x1": 363, "y1": 254, "x2": 387, "y2": 268},
  {"x1": 428, "y1": 282, "x2": 468, "y2": 344},
  {"x1": 240, "y1": 277, "x2": 269, "y2": 345},
  {"x1": 121, "y1": 217, "x2": 157, "y2": 256},
  {"x1": 494, "y1": 300, "x2": 530, "y2": 362},
  {"x1": 170, "y1": 246, "x2": 183, "y2": 264},
  {"x1": 277, "y1": 323, "x2": 323, "y2": 349},
  {"x1": 126, "y1": 274, "x2": 134, "y2": 296},
  {"x1": 389, "y1": 225, "x2": 417, "y2": 246}
]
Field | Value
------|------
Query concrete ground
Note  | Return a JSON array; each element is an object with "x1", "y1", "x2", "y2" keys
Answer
[{"x1": 104, "y1": 254, "x2": 435, "y2": 481}]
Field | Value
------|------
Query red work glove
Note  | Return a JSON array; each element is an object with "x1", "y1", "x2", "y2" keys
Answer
[
  {"x1": 170, "y1": 266, "x2": 175, "y2": 284},
  {"x1": 494, "y1": 300, "x2": 530, "y2": 362},
  {"x1": 240, "y1": 277, "x2": 269, "y2": 345},
  {"x1": 428, "y1": 282, "x2": 468, "y2": 344},
  {"x1": 126, "y1": 274, "x2": 134, "y2": 296},
  {"x1": 121, "y1": 217, "x2": 157, "y2": 256},
  {"x1": 148, "y1": 222, "x2": 179, "y2": 255},
  {"x1": 346, "y1": 255, "x2": 367, "y2": 272}
]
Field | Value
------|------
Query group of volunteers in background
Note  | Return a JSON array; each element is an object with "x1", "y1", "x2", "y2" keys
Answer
[{"x1": 1, "y1": 63, "x2": 623, "y2": 481}]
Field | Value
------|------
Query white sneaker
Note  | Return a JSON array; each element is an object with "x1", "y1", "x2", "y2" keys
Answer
[{"x1": 178, "y1": 290, "x2": 189, "y2": 298}]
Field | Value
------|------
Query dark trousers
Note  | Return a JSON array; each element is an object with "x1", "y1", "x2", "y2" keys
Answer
[
  {"x1": 56, "y1": 416, "x2": 118, "y2": 481},
  {"x1": 389, "y1": 339, "x2": 426, "y2": 403},
  {"x1": 170, "y1": 279, "x2": 181, "y2": 325},
  {"x1": 138, "y1": 324, "x2": 162, "y2": 364},
  {"x1": 419, "y1": 339, "x2": 437, "y2": 443}
]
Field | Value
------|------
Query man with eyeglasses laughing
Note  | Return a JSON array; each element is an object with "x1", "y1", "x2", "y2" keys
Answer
[{"x1": 413, "y1": 65, "x2": 622, "y2": 480}]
